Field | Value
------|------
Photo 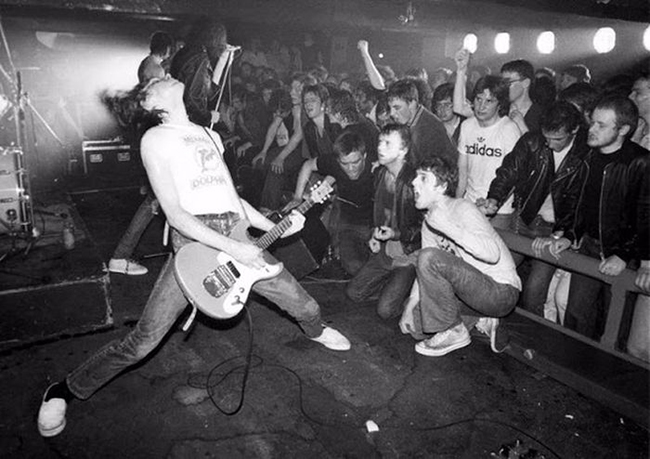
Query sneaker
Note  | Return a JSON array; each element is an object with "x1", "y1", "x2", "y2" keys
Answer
[
  {"x1": 37, "y1": 384, "x2": 67, "y2": 437},
  {"x1": 108, "y1": 258, "x2": 148, "y2": 276},
  {"x1": 309, "y1": 326, "x2": 351, "y2": 351},
  {"x1": 475, "y1": 317, "x2": 507, "y2": 353},
  {"x1": 415, "y1": 323, "x2": 471, "y2": 357}
]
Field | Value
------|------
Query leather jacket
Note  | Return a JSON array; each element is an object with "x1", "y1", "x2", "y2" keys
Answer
[
  {"x1": 487, "y1": 130, "x2": 589, "y2": 234},
  {"x1": 572, "y1": 140, "x2": 649, "y2": 262},
  {"x1": 373, "y1": 163, "x2": 422, "y2": 255}
]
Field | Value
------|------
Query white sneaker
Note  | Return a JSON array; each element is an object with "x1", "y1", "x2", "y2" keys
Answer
[
  {"x1": 475, "y1": 317, "x2": 505, "y2": 353},
  {"x1": 415, "y1": 323, "x2": 471, "y2": 357},
  {"x1": 108, "y1": 258, "x2": 148, "y2": 276},
  {"x1": 309, "y1": 326, "x2": 351, "y2": 351},
  {"x1": 37, "y1": 384, "x2": 67, "y2": 437}
]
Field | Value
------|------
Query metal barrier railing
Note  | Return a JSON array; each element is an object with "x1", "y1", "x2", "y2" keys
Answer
[{"x1": 496, "y1": 229, "x2": 649, "y2": 371}]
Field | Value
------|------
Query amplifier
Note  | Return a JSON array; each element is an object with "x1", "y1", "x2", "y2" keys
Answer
[{"x1": 81, "y1": 139, "x2": 143, "y2": 176}]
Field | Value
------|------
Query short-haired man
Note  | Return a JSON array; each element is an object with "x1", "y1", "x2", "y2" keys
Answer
[
  {"x1": 456, "y1": 75, "x2": 521, "y2": 228},
  {"x1": 432, "y1": 83, "x2": 464, "y2": 148},
  {"x1": 544, "y1": 95, "x2": 649, "y2": 339},
  {"x1": 327, "y1": 88, "x2": 379, "y2": 161},
  {"x1": 302, "y1": 84, "x2": 341, "y2": 159},
  {"x1": 559, "y1": 64, "x2": 592, "y2": 91},
  {"x1": 401, "y1": 157, "x2": 521, "y2": 356},
  {"x1": 482, "y1": 101, "x2": 589, "y2": 315},
  {"x1": 501, "y1": 59, "x2": 543, "y2": 133},
  {"x1": 386, "y1": 79, "x2": 457, "y2": 167},
  {"x1": 353, "y1": 80, "x2": 381, "y2": 126},
  {"x1": 138, "y1": 31, "x2": 174, "y2": 84},
  {"x1": 346, "y1": 124, "x2": 421, "y2": 319},
  {"x1": 293, "y1": 131, "x2": 375, "y2": 275}
]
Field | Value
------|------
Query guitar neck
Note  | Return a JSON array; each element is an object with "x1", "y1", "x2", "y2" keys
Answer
[{"x1": 255, "y1": 199, "x2": 313, "y2": 250}]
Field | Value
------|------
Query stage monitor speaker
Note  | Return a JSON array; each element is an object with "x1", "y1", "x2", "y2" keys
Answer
[{"x1": 270, "y1": 213, "x2": 329, "y2": 280}]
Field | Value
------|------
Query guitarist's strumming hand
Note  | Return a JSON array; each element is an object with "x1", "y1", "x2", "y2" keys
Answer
[
  {"x1": 229, "y1": 240, "x2": 266, "y2": 270},
  {"x1": 281, "y1": 210, "x2": 305, "y2": 238}
]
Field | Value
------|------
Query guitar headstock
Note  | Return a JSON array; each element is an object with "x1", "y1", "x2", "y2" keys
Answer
[{"x1": 308, "y1": 176, "x2": 335, "y2": 204}]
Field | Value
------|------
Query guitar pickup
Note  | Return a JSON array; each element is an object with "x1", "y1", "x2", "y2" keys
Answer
[{"x1": 226, "y1": 261, "x2": 240, "y2": 278}]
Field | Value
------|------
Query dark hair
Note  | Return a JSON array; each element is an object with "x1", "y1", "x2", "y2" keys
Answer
[
  {"x1": 540, "y1": 101, "x2": 582, "y2": 134},
  {"x1": 562, "y1": 64, "x2": 591, "y2": 84},
  {"x1": 531, "y1": 76, "x2": 557, "y2": 108},
  {"x1": 150, "y1": 31, "x2": 173, "y2": 56},
  {"x1": 328, "y1": 88, "x2": 359, "y2": 124},
  {"x1": 261, "y1": 79, "x2": 282, "y2": 93},
  {"x1": 473, "y1": 75, "x2": 510, "y2": 117},
  {"x1": 334, "y1": 130, "x2": 366, "y2": 158},
  {"x1": 376, "y1": 93, "x2": 390, "y2": 117},
  {"x1": 601, "y1": 74, "x2": 635, "y2": 98},
  {"x1": 302, "y1": 83, "x2": 330, "y2": 104},
  {"x1": 405, "y1": 67, "x2": 428, "y2": 81},
  {"x1": 101, "y1": 81, "x2": 161, "y2": 143},
  {"x1": 405, "y1": 76, "x2": 433, "y2": 108},
  {"x1": 230, "y1": 84, "x2": 249, "y2": 104},
  {"x1": 535, "y1": 67, "x2": 556, "y2": 80},
  {"x1": 290, "y1": 72, "x2": 318, "y2": 89},
  {"x1": 186, "y1": 19, "x2": 226, "y2": 58},
  {"x1": 308, "y1": 65, "x2": 329, "y2": 83},
  {"x1": 558, "y1": 82, "x2": 599, "y2": 116},
  {"x1": 387, "y1": 79, "x2": 419, "y2": 104},
  {"x1": 416, "y1": 157, "x2": 458, "y2": 197},
  {"x1": 500, "y1": 59, "x2": 534, "y2": 83},
  {"x1": 432, "y1": 83, "x2": 454, "y2": 105},
  {"x1": 593, "y1": 95, "x2": 639, "y2": 137},
  {"x1": 354, "y1": 80, "x2": 381, "y2": 104},
  {"x1": 380, "y1": 123, "x2": 412, "y2": 152},
  {"x1": 269, "y1": 88, "x2": 292, "y2": 114}
]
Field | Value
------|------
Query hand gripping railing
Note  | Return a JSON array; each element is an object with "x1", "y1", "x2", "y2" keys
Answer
[{"x1": 496, "y1": 228, "x2": 647, "y2": 369}]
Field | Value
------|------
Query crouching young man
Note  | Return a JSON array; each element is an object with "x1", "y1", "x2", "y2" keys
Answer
[{"x1": 401, "y1": 157, "x2": 521, "y2": 356}]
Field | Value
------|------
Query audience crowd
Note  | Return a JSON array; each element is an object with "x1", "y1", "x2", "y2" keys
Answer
[{"x1": 142, "y1": 25, "x2": 650, "y2": 362}]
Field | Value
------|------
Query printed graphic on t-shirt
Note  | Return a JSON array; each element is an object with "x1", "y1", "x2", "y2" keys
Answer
[
  {"x1": 464, "y1": 136, "x2": 504, "y2": 157},
  {"x1": 180, "y1": 133, "x2": 231, "y2": 192}
]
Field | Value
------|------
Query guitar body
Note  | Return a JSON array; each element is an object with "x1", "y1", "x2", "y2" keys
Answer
[
  {"x1": 174, "y1": 220, "x2": 283, "y2": 319},
  {"x1": 173, "y1": 177, "x2": 334, "y2": 320}
]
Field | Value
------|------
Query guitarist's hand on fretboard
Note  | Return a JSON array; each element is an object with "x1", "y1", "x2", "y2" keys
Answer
[
  {"x1": 229, "y1": 240, "x2": 266, "y2": 270},
  {"x1": 281, "y1": 210, "x2": 306, "y2": 238}
]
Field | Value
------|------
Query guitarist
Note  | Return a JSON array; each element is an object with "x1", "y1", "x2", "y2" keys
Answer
[{"x1": 37, "y1": 75, "x2": 351, "y2": 438}]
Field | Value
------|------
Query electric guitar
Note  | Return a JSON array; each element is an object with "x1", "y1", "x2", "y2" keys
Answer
[{"x1": 173, "y1": 177, "x2": 334, "y2": 320}]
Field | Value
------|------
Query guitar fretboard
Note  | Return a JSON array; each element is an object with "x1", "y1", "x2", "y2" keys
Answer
[{"x1": 255, "y1": 199, "x2": 313, "y2": 250}]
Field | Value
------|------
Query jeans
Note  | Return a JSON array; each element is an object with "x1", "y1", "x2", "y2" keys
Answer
[
  {"x1": 337, "y1": 221, "x2": 371, "y2": 276},
  {"x1": 414, "y1": 248, "x2": 519, "y2": 334},
  {"x1": 516, "y1": 215, "x2": 555, "y2": 316},
  {"x1": 112, "y1": 193, "x2": 157, "y2": 260},
  {"x1": 67, "y1": 213, "x2": 323, "y2": 400},
  {"x1": 346, "y1": 247, "x2": 416, "y2": 319},
  {"x1": 564, "y1": 235, "x2": 610, "y2": 340}
]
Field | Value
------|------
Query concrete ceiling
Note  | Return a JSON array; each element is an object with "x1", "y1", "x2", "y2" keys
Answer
[{"x1": 0, "y1": 0, "x2": 647, "y2": 24}]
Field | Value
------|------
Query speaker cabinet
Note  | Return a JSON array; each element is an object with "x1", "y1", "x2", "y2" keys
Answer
[{"x1": 270, "y1": 213, "x2": 329, "y2": 280}]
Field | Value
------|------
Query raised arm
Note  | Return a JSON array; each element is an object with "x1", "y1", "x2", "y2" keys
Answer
[
  {"x1": 453, "y1": 48, "x2": 474, "y2": 118},
  {"x1": 358, "y1": 40, "x2": 386, "y2": 91}
]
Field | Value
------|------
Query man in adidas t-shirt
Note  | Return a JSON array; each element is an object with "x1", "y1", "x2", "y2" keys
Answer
[{"x1": 456, "y1": 75, "x2": 521, "y2": 229}]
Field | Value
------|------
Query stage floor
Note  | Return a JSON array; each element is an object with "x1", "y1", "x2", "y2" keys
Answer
[{"x1": 0, "y1": 181, "x2": 647, "y2": 458}]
